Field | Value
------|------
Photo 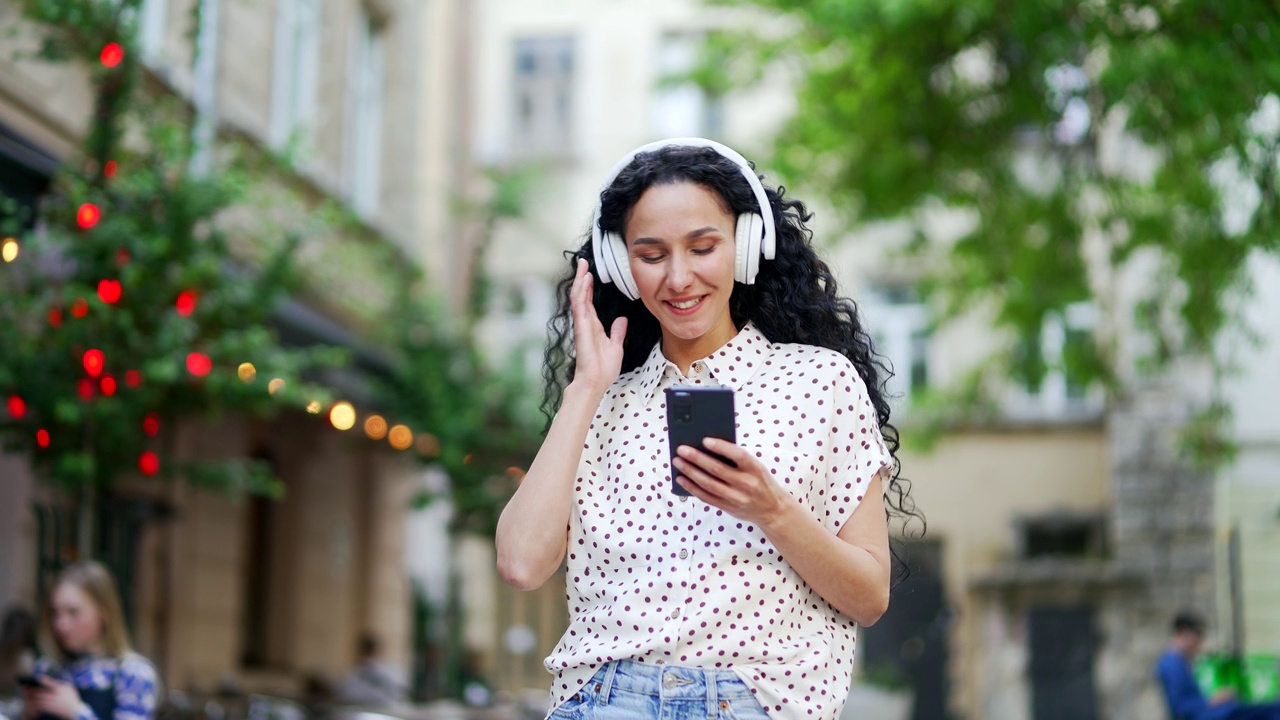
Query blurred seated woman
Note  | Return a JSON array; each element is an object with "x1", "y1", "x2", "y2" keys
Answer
[{"x1": 21, "y1": 561, "x2": 158, "y2": 720}]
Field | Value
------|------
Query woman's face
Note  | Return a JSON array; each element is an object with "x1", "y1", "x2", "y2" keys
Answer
[
  {"x1": 625, "y1": 181, "x2": 738, "y2": 355},
  {"x1": 50, "y1": 583, "x2": 104, "y2": 655}
]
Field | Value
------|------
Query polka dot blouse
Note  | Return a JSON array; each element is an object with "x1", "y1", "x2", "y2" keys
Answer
[{"x1": 545, "y1": 322, "x2": 892, "y2": 719}]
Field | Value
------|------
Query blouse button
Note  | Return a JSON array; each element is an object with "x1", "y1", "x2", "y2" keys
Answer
[
  {"x1": 691, "y1": 362, "x2": 703, "y2": 372},
  {"x1": 670, "y1": 609, "x2": 680, "y2": 620},
  {"x1": 678, "y1": 549, "x2": 689, "y2": 560},
  {"x1": 680, "y1": 496, "x2": 689, "y2": 503}
]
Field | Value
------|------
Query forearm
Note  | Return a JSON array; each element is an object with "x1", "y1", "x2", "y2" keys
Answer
[
  {"x1": 496, "y1": 381, "x2": 604, "y2": 590},
  {"x1": 759, "y1": 496, "x2": 891, "y2": 626}
]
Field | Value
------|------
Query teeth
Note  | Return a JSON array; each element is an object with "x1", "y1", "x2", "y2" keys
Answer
[{"x1": 670, "y1": 298, "x2": 701, "y2": 310}]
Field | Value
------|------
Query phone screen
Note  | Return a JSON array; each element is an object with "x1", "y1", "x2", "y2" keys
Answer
[{"x1": 665, "y1": 386, "x2": 736, "y2": 495}]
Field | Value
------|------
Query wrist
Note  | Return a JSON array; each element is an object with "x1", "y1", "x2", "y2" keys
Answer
[
  {"x1": 565, "y1": 378, "x2": 609, "y2": 404},
  {"x1": 758, "y1": 490, "x2": 804, "y2": 535}
]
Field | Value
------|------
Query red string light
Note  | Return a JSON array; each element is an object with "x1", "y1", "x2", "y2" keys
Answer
[
  {"x1": 186, "y1": 352, "x2": 212, "y2": 377},
  {"x1": 83, "y1": 349, "x2": 106, "y2": 377},
  {"x1": 71, "y1": 298, "x2": 89, "y2": 318},
  {"x1": 104, "y1": 161, "x2": 119, "y2": 179},
  {"x1": 142, "y1": 414, "x2": 160, "y2": 437},
  {"x1": 97, "y1": 279, "x2": 122, "y2": 304},
  {"x1": 6, "y1": 396, "x2": 26, "y2": 419},
  {"x1": 175, "y1": 290, "x2": 198, "y2": 317},
  {"x1": 48, "y1": 307, "x2": 63, "y2": 327},
  {"x1": 77, "y1": 203, "x2": 101, "y2": 230},
  {"x1": 36, "y1": 429, "x2": 50, "y2": 449},
  {"x1": 138, "y1": 451, "x2": 160, "y2": 476},
  {"x1": 100, "y1": 375, "x2": 117, "y2": 396},
  {"x1": 77, "y1": 379, "x2": 95, "y2": 401},
  {"x1": 125, "y1": 370, "x2": 142, "y2": 388},
  {"x1": 100, "y1": 43, "x2": 124, "y2": 68}
]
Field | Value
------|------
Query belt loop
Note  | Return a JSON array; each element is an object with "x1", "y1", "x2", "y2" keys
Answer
[
  {"x1": 599, "y1": 661, "x2": 620, "y2": 704},
  {"x1": 706, "y1": 667, "x2": 719, "y2": 719}
]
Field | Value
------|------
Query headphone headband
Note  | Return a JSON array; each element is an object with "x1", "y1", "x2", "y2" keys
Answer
[{"x1": 591, "y1": 138, "x2": 777, "y2": 300}]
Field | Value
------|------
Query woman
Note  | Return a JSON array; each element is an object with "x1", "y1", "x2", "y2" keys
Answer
[
  {"x1": 21, "y1": 561, "x2": 158, "y2": 720},
  {"x1": 496, "y1": 138, "x2": 920, "y2": 719}
]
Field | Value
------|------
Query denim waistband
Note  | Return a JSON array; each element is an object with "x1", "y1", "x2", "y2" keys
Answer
[{"x1": 598, "y1": 660, "x2": 757, "y2": 703}]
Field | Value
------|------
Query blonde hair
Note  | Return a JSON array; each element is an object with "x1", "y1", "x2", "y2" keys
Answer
[{"x1": 40, "y1": 561, "x2": 133, "y2": 663}]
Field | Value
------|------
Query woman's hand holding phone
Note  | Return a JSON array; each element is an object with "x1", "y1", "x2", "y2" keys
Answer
[
  {"x1": 21, "y1": 677, "x2": 85, "y2": 720},
  {"x1": 673, "y1": 438, "x2": 794, "y2": 528},
  {"x1": 569, "y1": 258, "x2": 627, "y2": 396}
]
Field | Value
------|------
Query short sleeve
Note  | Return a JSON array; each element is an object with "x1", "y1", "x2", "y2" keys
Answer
[
  {"x1": 114, "y1": 654, "x2": 159, "y2": 720},
  {"x1": 821, "y1": 360, "x2": 892, "y2": 535}
]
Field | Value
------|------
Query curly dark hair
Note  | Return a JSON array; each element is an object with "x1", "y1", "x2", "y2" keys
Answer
[{"x1": 541, "y1": 144, "x2": 922, "y2": 536}]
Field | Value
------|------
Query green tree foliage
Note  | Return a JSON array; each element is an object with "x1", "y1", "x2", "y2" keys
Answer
[
  {"x1": 0, "y1": 0, "x2": 339, "y2": 497},
  {"x1": 706, "y1": 0, "x2": 1279, "y2": 397}
]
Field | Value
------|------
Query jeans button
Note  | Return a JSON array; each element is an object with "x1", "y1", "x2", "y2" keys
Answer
[{"x1": 663, "y1": 673, "x2": 677, "y2": 688}]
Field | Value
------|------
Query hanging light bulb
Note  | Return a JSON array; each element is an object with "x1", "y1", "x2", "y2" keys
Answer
[
  {"x1": 329, "y1": 402, "x2": 356, "y2": 431},
  {"x1": 1, "y1": 237, "x2": 17, "y2": 263}
]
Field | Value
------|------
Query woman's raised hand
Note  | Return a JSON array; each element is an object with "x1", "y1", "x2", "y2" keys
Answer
[{"x1": 570, "y1": 258, "x2": 627, "y2": 395}]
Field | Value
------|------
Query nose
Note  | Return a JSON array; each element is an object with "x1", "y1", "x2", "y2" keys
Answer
[{"x1": 665, "y1": 252, "x2": 694, "y2": 292}]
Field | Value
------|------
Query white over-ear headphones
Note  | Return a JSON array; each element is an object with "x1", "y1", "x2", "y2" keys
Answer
[{"x1": 591, "y1": 137, "x2": 777, "y2": 301}]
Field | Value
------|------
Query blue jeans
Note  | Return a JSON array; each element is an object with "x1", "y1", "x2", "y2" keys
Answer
[{"x1": 549, "y1": 661, "x2": 771, "y2": 720}]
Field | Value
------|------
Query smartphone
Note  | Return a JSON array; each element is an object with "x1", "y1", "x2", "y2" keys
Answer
[
  {"x1": 17, "y1": 675, "x2": 45, "y2": 688},
  {"x1": 665, "y1": 386, "x2": 736, "y2": 496}
]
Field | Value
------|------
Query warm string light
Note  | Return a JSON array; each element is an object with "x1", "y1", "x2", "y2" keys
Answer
[
  {"x1": 1, "y1": 237, "x2": 17, "y2": 263},
  {"x1": 329, "y1": 402, "x2": 356, "y2": 431},
  {"x1": 237, "y1": 363, "x2": 257, "y2": 382},
  {"x1": 387, "y1": 425, "x2": 413, "y2": 450}
]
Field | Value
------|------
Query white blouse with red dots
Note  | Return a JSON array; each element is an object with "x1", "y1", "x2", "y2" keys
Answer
[{"x1": 545, "y1": 322, "x2": 892, "y2": 719}]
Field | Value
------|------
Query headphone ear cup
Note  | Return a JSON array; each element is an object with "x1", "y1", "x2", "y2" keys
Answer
[
  {"x1": 735, "y1": 212, "x2": 763, "y2": 285},
  {"x1": 603, "y1": 231, "x2": 639, "y2": 301}
]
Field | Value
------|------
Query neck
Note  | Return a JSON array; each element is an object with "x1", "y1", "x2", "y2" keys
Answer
[{"x1": 661, "y1": 320, "x2": 738, "y2": 374}]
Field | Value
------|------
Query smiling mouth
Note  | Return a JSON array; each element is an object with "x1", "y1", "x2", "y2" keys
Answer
[{"x1": 667, "y1": 296, "x2": 705, "y2": 311}]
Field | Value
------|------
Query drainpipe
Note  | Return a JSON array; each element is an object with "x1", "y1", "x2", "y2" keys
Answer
[{"x1": 190, "y1": 0, "x2": 221, "y2": 177}]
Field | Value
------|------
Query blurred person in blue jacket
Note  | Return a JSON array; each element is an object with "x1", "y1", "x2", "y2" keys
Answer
[
  {"x1": 20, "y1": 561, "x2": 158, "y2": 720},
  {"x1": 1157, "y1": 611, "x2": 1280, "y2": 720}
]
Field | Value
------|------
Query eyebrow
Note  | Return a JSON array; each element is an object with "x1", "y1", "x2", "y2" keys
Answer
[{"x1": 632, "y1": 226, "x2": 722, "y2": 246}]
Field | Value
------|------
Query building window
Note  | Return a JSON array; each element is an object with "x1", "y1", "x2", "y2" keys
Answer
[
  {"x1": 652, "y1": 31, "x2": 723, "y2": 139},
  {"x1": 269, "y1": 0, "x2": 321, "y2": 149},
  {"x1": 866, "y1": 286, "x2": 931, "y2": 406},
  {"x1": 345, "y1": 9, "x2": 384, "y2": 217},
  {"x1": 1014, "y1": 302, "x2": 1100, "y2": 417},
  {"x1": 1017, "y1": 514, "x2": 1107, "y2": 560},
  {"x1": 512, "y1": 36, "x2": 575, "y2": 159}
]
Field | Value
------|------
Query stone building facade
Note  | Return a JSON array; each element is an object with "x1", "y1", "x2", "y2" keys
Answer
[{"x1": 0, "y1": 0, "x2": 461, "y2": 698}]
